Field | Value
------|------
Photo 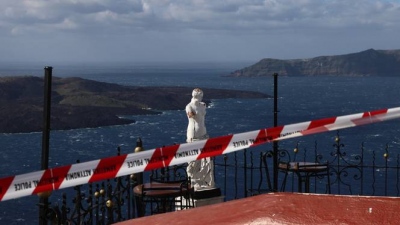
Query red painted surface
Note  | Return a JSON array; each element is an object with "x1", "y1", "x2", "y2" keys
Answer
[{"x1": 114, "y1": 192, "x2": 400, "y2": 225}]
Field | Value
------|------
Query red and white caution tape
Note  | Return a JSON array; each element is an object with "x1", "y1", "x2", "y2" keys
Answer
[{"x1": 1, "y1": 106, "x2": 400, "y2": 201}]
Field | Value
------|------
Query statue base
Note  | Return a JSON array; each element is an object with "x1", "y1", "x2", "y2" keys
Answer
[
  {"x1": 176, "y1": 188, "x2": 224, "y2": 210},
  {"x1": 192, "y1": 187, "x2": 224, "y2": 207},
  {"x1": 192, "y1": 187, "x2": 221, "y2": 199}
]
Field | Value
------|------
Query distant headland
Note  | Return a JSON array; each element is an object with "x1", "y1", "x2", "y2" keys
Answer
[
  {"x1": 228, "y1": 49, "x2": 400, "y2": 77},
  {"x1": 0, "y1": 76, "x2": 270, "y2": 133}
]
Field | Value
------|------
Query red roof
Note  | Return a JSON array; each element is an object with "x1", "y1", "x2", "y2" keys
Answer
[{"x1": 114, "y1": 192, "x2": 400, "y2": 225}]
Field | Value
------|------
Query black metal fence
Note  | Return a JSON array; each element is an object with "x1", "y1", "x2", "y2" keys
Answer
[
  {"x1": 45, "y1": 133, "x2": 400, "y2": 224},
  {"x1": 43, "y1": 148, "x2": 139, "y2": 224},
  {"x1": 214, "y1": 132, "x2": 400, "y2": 199}
]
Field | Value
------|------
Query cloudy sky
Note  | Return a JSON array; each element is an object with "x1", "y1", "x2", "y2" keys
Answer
[{"x1": 1, "y1": 0, "x2": 400, "y2": 63}]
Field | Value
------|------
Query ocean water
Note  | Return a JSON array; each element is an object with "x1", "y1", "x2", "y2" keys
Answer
[{"x1": 0, "y1": 62, "x2": 400, "y2": 224}]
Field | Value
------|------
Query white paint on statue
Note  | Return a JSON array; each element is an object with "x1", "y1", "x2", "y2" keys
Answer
[{"x1": 185, "y1": 88, "x2": 215, "y2": 191}]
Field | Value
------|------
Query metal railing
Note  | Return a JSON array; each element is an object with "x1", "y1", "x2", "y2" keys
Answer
[
  {"x1": 44, "y1": 133, "x2": 400, "y2": 224},
  {"x1": 214, "y1": 132, "x2": 400, "y2": 198},
  {"x1": 43, "y1": 147, "x2": 139, "y2": 224}
]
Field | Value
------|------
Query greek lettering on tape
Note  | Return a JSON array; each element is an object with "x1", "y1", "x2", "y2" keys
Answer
[
  {"x1": 233, "y1": 140, "x2": 249, "y2": 148},
  {"x1": 65, "y1": 170, "x2": 92, "y2": 181},
  {"x1": 175, "y1": 149, "x2": 199, "y2": 159}
]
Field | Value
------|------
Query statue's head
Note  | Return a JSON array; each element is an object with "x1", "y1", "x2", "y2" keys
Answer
[{"x1": 192, "y1": 88, "x2": 203, "y2": 101}]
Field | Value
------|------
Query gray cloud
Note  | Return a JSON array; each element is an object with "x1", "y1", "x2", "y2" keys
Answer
[{"x1": 1, "y1": 0, "x2": 400, "y2": 62}]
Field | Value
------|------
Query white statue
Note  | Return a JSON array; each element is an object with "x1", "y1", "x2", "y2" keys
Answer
[
  {"x1": 185, "y1": 88, "x2": 215, "y2": 191},
  {"x1": 186, "y1": 88, "x2": 207, "y2": 142}
]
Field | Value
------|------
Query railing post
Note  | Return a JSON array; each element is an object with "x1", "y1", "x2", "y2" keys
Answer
[
  {"x1": 244, "y1": 149, "x2": 247, "y2": 197},
  {"x1": 133, "y1": 138, "x2": 144, "y2": 217},
  {"x1": 39, "y1": 66, "x2": 53, "y2": 225},
  {"x1": 272, "y1": 73, "x2": 279, "y2": 192}
]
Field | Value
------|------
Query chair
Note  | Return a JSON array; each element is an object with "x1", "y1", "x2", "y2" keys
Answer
[
  {"x1": 247, "y1": 152, "x2": 273, "y2": 196},
  {"x1": 134, "y1": 164, "x2": 194, "y2": 216},
  {"x1": 279, "y1": 161, "x2": 331, "y2": 193}
]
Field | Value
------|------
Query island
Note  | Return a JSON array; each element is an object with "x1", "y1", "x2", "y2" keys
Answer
[
  {"x1": 0, "y1": 76, "x2": 270, "y2": 133},
  {"x1": 228, "y1": 49, "x2": 400, "y2": 77}
]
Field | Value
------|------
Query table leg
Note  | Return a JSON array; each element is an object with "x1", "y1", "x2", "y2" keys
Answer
[
  {"x1": 134, "y1": 195, "x2": 145, "y2": 217},
  {"x1": 295, "y1": 172, "x2": 303, "y2": 193},
  {"x1": 305, "y1": 175, "x2": 310, "y2": 193}
]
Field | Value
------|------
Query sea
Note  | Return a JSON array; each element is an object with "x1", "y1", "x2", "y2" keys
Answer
[{"x1": 0, "y1": 61, "x2": 400, "y2": 224}]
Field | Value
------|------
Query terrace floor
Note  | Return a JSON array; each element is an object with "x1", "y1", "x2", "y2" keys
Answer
[{"x1": 114, "y1": 192, "x2": 400, "y2": 225}]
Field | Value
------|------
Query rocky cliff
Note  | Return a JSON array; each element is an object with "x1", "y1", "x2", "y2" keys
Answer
[
  {"x1": 0, "y1": 76, "x2": 270, "y2": 133},
  {"x1": 229, "y1": 49, "x2": 400, "y2": 77}
]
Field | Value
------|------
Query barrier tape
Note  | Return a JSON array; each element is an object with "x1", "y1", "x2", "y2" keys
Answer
[{"x1": 1, "y1": 106, "x2": 400, "y2": 202}]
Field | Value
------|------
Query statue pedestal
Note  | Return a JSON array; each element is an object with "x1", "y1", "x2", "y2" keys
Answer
[
  {"x1": 175, "y1": 188, "x2": 224, "y2": 210},
  {"x1": 192, "y1": 187, "x2": 224, "y2": 207},
  {"x1": 186, "y1": 157, "x2": 222, "y2": 208},
  {"x1": 194, "y1": 196, "x2": 225, "y2": 207}
]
